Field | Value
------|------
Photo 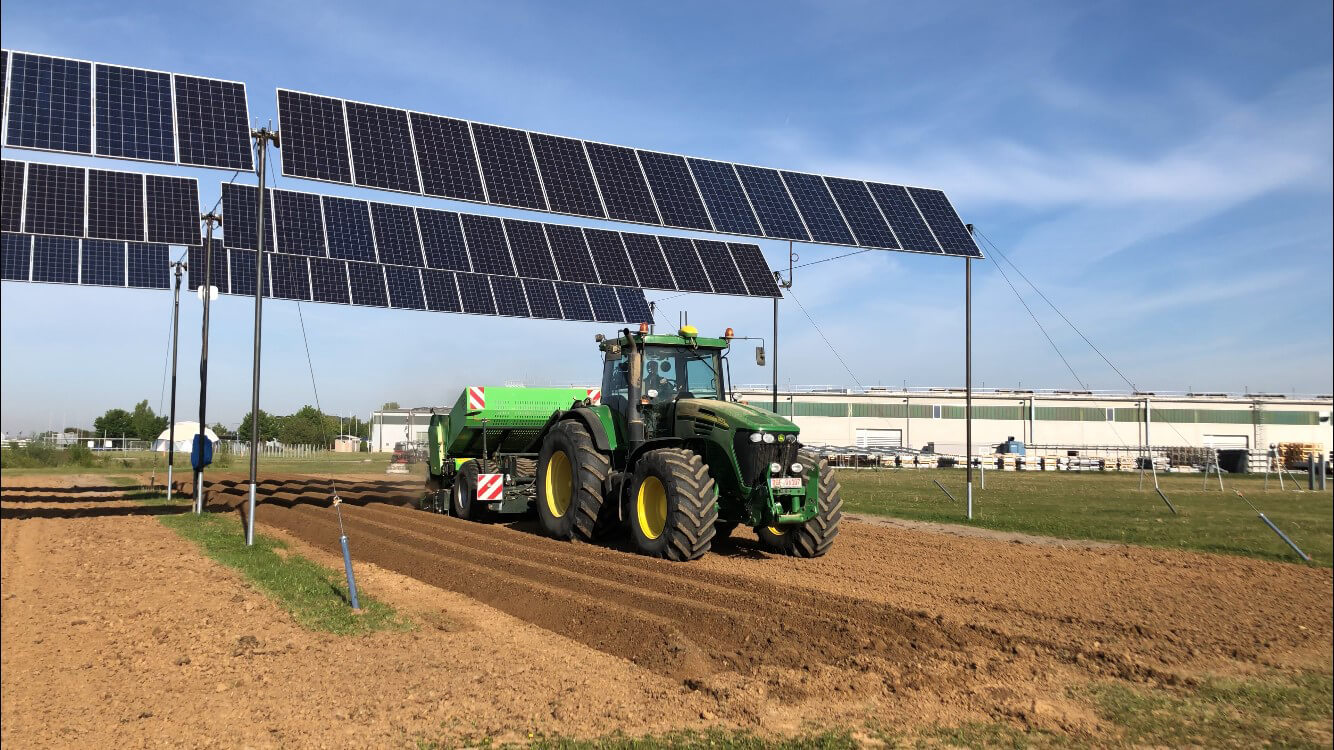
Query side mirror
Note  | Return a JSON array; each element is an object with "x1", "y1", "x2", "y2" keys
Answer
[{"x1": 755, "y1": 346, "x2": 766, "y2": 366}]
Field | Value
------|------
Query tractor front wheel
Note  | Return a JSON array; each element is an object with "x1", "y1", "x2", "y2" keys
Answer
[
  {"x1": 757, "y1": 453, "x2": 842, "y2": 558},
  {"x1": 628, "y1": 449, "x2": 718, "y2": 561},
  {"x1": 536, "y1": 420, "x2": 611, "y2": 541}
]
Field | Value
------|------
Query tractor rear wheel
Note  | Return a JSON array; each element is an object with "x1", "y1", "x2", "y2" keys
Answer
[
  {"x1": 628, "y1": 449, "x2": 717, "y2": 561},
  {"x1": 756, "y1": 453, "x2": 842, "y2": 558},
  {"x1": 536, "y1": 420, "x2": 610, "y2": 541},
  {"x1": 452, "y1": 461, "x2": 478, "y2": 520}
]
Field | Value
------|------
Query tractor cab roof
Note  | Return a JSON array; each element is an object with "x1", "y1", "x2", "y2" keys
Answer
[{"x1": 602, "y1": 325, "x2": 731, "y2": 351}]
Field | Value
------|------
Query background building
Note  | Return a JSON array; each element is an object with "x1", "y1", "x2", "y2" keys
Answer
[
  {"x1": 369, "y1": 407, "x2": 444, "y2": 451},
  {"x1": 732, "y1": 386, "x2": 1332, "y2": 460}
]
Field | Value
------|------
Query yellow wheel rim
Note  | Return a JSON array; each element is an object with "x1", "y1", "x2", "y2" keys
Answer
[
  {"x1": 636, "y1": 476, "x2": 668, "y2": 540},
  {"x1": 545, "y1": 450, "x2": 572, "y2": 517},
  {"x1": 766, "y1": 525, "x2": 787, "y2": 536}
]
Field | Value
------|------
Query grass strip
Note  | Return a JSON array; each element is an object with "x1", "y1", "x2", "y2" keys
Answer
[{"x1": 148, "y1": 496, "x2": 407, "y2": 635}]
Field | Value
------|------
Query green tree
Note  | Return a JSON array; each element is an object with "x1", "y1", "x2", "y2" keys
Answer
[
  {"x1": 381, "y1": 401, "x2": 400, "y2": 410},
  {"x1": 129, "y1": 400, "x2": 168, "y2": 441},
  {"x1": 210, "y1": 422, "x2": 233, "y2": 440},
  {"x1": 278, "y1": 406, "x2": 339, "y2": 446},
  {"x1": 237, "y1": 410, "x2": 280, "y2": 442},
  {"x1": 93, "y1": 408, "x2": 134, "y2": 437}
]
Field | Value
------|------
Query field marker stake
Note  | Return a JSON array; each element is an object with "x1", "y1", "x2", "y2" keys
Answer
[
  {"x1": 932, "y1": 480, "x2": 957, "y2": 503},
  {"x1": 1234, "y1": 490, "x2": 1310, "y2": 562}
]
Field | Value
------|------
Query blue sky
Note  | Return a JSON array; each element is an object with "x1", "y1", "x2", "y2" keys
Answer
[{"x1": 2, "y1": 0, "x2": 1331, "y2": 435}]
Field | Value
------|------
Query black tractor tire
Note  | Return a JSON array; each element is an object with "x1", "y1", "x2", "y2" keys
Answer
[
  {"x1": 756, "y1": 452, "x2": 842, "y2": 558},
  {"x1": 627, "y1": 449, "x2": 718, "y2": 561},
  {"x1": 536, "y1": 420, "x2": 611, "y2": 541},
  {"x1": 713, "y1": 521, "x2": 739, "y2": 541},
  {"x1": 452, "y1": 461, "x2": 478, "y2": 520}
]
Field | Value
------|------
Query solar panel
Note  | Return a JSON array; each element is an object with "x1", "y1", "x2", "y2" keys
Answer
[
  {"x1": 416, "y1": 208, "x2": 472, "y2": 271},
  {"x1": 455, "y1": 272, "x2": 496, "y2": 315},
  {"x1": 79, "y1": 239, "x2": 126, "y2": 286},
  {"x1": 410, "y1": 112, "x2": 487, "y2": 202},
  {"x1": 691, "y1": 239, "x2": 747, "y2": 296},
  {"x1": 865, "y1": 183, "x2": 941, "y2": 254},
  {"x1": 530, "y1": 134, "x2": 604, "y2": 218},
  {"x1": 6, "y1": 52, "x2": 92, "y2": 154},
  {"x1": 272, "y1": 189, "x2": 325, "y2": 256},
  {"x1": 906, "y1": 187, "x2": 980, "y2": 257},
  {"x1": 127, "y1": 242, "x2": 169, "y2": 289},
  {"x1": 309, "y1": 257, "x2": 350, "y2": 304},
  {"x1": 585, "y1": 284, "x2": 623, "y2": 322},
  {"x1": 277, "y1": 90, "x2": 350, "y2": 183},
  {"x1": 268, "y1": 253, "x2": 311, "y2": 300},
  {"x1": 221, "y1": 183, "x2": 273, "y2": 250},
  {"x1": 522, "y1": 278, "x2": 562, "y2": 319},
  {"x1": 470, "y1": 123, "x2": 546, "y2": 211},
  {"x1": 823, "y1": 177, "x2": 899, "y2": 250},
  {"x1": 369, "y1": 202, "x2": 423, "y2": 266},
  {"x1": 346, "y1": 101, "x2": 420, "y2": 193},
  {"x1": 582, "y1": 228, "x2": 637, "y2": 286},
  {"x1": 270, "y1": 87, "x2": 977, "y2": 257},
  {"x1": 24, "y1": 163, "x2": 84, "y2": 237},
  {"x1": 346, "y1": 261, "x2": 387, "y2": 307},
  {"x1": 420, "y1": 268, "x2": 461, "y2": 312},
  {"x1": 583, "y1": 142, "x2": 660, "y2": 225},
  {"x1": 95, "y1": 65, "x2": 174, "y2": 162},
  {"x1": 615, "y1": 286, "x2": 653, "y2": 324},
  {"x1": 727, "y1": 243, "x2": 781, "y2": 297},
  {"x1": 619, "y1": 232, "x2": 675, "y2": 290},
  {"x1": 145, "y1": 175, "x2": 200, "y2": 245},
  {"x1": 780, "y1": 171, "x2": 854, "y2": 245},
  {"x1": 554, "y1": 281, "x2": 593, "y2": 321},
  {"x1": 735, "y1": 166, "x2": 808, "y2": 241},
  {"x1": 321, "y1": 196, "x2": 376, "y2": 262},
  {"x1": 384, "y1": 264, "x2": 425, "y2": 309},
  {"x1": 543, "y1": 224, "x2": 598, "y2": 283},
  {"x1": 87, "y1": 170, "x2": 144, "y2": 241},
  {"x1": 1, "y1": 160, "x2": 23, "y2": 232},
  {"x1": 687, "y1": 158, "x2": 761, "y2": 235},
  {"x1": 459, "y1": 213, "x2": 515, "y2": 276},
  {"x1": 228, "y1": 248, "x2": 255, "y2": 295},
  {"x1": 31, "y1": 235, "x2": 79, "y2": 284},
  {"x1": 637, "y1": 151, "x2": 712, "y2": 231},
  {"x1": 173, "y1": 75, "x2": 253, "y2": 171},
  {"x1": 189, "y1": 244, "x2": 229, "y2": 293},
  {"x1": 502, "y1": 219, "x2": 558, "y2": 279},
  {"x1": 657, "y1": 237, "x2": 711, "y2": 293},
  {"x1": 489, "y1": 275, "x2": 530, "y2": 318},
  {"x1": 2, "y1": 233, "x2": 32, "y2": 281}
]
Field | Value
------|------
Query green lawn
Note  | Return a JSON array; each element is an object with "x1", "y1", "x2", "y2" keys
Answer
[
  {"x1": 837, "y1": 468, "x2": 1333, "y2": 565},
  {"x1": 0, "y1": 449, "x2": 415, "y2": 478}
]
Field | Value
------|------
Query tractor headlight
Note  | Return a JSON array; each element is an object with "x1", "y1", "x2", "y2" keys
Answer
[
  {"x1": 791, "y1": 462, "x2": 804, "y2": 474},
  {"x1": 769, "y1": 462, "x2": 784, "y2": 474},
  {"x1": 762, "y1": 433, "x2": 776, "y2": 444},
  {"x1": 748, "y1": 432, "x2": 763, "y2": 443}
]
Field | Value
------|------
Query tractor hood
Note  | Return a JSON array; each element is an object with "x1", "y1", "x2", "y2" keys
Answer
[{"x1": 675, "y1": 398, "x2": 799, "y2": 434}]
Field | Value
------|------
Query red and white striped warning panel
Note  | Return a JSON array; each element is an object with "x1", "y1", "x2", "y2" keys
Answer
[
  {"x1": 477, "y1": 473, "x2": 504, "y2": 501},
  {"x1": 467, "y1": 386, "x2": 486, "y2": 411},
  {"x1": 585, "y1": 388, "x2": 601, "y2": 405}
]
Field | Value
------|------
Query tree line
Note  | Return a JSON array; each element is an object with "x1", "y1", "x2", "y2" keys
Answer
[{"x1": 78, "y1": 402, "x2": 370, "y2": 447}]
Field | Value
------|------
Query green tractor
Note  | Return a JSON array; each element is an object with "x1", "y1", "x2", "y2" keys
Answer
[{"x1": 424, "y1": 324, "x2": 841, "y2": 561}]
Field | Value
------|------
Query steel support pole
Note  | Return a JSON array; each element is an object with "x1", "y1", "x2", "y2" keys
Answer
[
  {"x1": 772, "y1": 295, "x2": 779, "y2": 414},
  {"x1": 965, "y1": 255, "x2": 973, "y2": 520},
  {"x1": 194, "y1": 218, "x2": 217, "y2": 514},
  {"x1": 167, "y1": 262, "x2": 183, "y2": 502},
  {"x1": 246, "y1": 130, "x2": 275, "y2": 546}
]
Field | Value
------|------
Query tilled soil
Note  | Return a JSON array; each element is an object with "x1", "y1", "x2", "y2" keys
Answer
[{"x1": 3, "y1": 472, "x2": 1331, "y2": 746}]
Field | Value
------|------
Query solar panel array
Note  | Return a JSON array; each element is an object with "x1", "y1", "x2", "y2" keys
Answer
[
  {"x1": 220, "y1": 182, "x2": 781, "y2": 298},
  {"x1": 184, "y1": 238, "x2": 653, "y2": 324},
  {"x1": 2, "y1": 49, "x2": 253, "y2": 171},
  {"x1": 2, "y1": 159, "x2": 200, "y2": 245},
  {"x1": 2, "y1": 232, "x2": 171, "y2": 288},
  {"x1": 276, "y1": 89, "x2": 980, "y2": 257}
]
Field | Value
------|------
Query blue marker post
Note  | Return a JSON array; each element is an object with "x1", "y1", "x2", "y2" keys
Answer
[{"x1": 332, "y1": 495, "x2": 361, "y2": 611}]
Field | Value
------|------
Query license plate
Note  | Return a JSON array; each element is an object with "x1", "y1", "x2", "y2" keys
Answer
[{"x1": 769, "y1": 477, "x2": 803, "y2": 489}]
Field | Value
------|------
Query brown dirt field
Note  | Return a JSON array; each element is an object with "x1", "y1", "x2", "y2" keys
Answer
[{"x1": 3, "y1": 472, "x2": 1331, "y2": 747}]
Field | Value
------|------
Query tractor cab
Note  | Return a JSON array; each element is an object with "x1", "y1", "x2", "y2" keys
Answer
[{"x1": 600, "y1": 325, "x2": 729, "y2": 439}]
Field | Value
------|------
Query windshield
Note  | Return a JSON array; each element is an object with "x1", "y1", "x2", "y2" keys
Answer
[{"x1": 642, "y1": 345, "x2": 725, "y2": 401}]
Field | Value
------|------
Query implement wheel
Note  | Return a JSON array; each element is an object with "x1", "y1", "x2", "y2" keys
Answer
[
  {"x1": 757, "y1": 453, "x2": 842, "y2": 558},
  {"x1": 628, "y1": 449, "x2": 717, "y2": 561},
  {"x1": 536, "y1": 420, "x2": 610, "y2": 541},
  {"x1": 452, "y1": 461, "x2": 478, "y2": 520}
]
